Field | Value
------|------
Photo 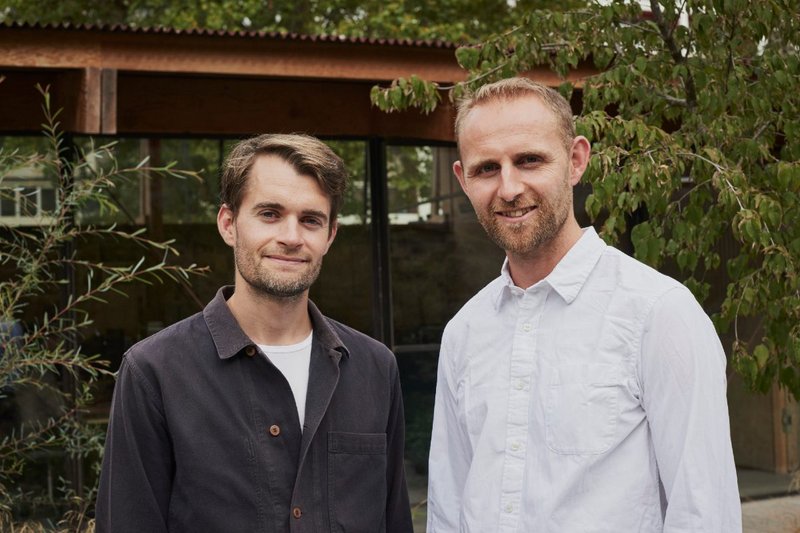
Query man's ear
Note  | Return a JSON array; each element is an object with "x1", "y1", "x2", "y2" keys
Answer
[
  {"x1": 569, "y1": 136, "x2": 591, "y2": 186},
  {"x1": 453, "y1": 160, "x2": 467, "y2": 191},
  {"x1": 217, "y1": 204, "x2": 236, "y2": 247}
]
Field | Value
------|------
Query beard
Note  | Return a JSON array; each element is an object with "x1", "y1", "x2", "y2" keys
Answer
[
  {"x1": 475, "y1": 180, "x2": 573, "y2": 259},
  {"x1": 234, "y1": 244, "x2": 323, "y2": 300}
]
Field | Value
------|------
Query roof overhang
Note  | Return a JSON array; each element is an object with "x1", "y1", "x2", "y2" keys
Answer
[{"x1": 0, "y1": 24, "x2": 593, "y2": 141}]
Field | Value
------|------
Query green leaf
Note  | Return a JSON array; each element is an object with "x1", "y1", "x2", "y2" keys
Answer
[
  {"x1": 753, "y1": 344, "x2": 769, "y2": 369},
  {"x1": 455, "y1": 47, "x2": 480, "y2": 70}
]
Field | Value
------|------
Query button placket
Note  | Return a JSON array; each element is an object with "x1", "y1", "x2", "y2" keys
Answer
[{"x1": 498, "y1": 289, "x2": 545, "y2": 529}]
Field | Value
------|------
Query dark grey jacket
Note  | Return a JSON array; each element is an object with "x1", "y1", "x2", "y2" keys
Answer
[{"x1": 96, "y1": 287, "x2": 412, "y2": 532}]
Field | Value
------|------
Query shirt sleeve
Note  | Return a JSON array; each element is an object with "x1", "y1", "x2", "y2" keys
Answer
[
  {"x1": 95, "y1": 356, "x2": 173, "y2": 533},
  {"x1": 639, "y1": 287, "x2": 742, "y2": 532},
  {"x1": 427, "y1": 331, "x2": 473, "y2": 532},
  {"x1": 385, "y1": 360, "x2": 414, "y2": 533}
]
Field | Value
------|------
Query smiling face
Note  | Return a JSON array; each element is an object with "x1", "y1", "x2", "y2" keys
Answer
[
  {"x1": 217, "y1": 154, "x2": 337, "y2": 300},
  {"x1": 454, "y1": 94, "x2": 590, "y2": 262}
]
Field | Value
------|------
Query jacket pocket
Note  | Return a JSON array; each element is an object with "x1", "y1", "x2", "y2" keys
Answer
[
  {"x1": 328, "y1": 432, "x2": 387, "y2": 533},
  {"x1": 544, "y1": 364, "x2": 621, "y2": 455}
]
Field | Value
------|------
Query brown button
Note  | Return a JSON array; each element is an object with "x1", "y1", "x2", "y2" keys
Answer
[
  {"x1": 245, "y1": 346, "x2": 256, "y2": 357},
  {"x1": 269, "y1": 425, "x2": 281, "y2": 436},
  {"x1": 292, "y1": 507, "x2": 302, "y2": 519}
]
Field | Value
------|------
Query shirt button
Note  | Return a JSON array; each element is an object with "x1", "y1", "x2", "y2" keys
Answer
[
  {"x1": 511, "y1": 441, "x2": 520, "y2": 451},
  {"x1": 245, "y1": 346, "x2": 256, "y2": 357},
  {"x1": 514, "y1": 380, "x2": 525, "y2": 390},
  {"x1": 292, "y1": 506, "x2": 302, "y2": 519},
  {"x1": 522, "y1": 323, "x2": 532, "y2": 332},
  {"x1": 269, "y1": 425, "x2": 281, "y2": 436},
  {"x1": 504, "y1": 503, "x2": 513, "y2": 513}
]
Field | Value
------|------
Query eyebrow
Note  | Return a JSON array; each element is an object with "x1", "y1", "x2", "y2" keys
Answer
[{"x1": 252, "y1": 202, "x2": 330, "y2": 223}]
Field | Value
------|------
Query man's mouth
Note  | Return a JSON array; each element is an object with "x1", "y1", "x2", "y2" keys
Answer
[
  {"x1": 496, "y1": 206, "x2": 536, "y2": 219},
  {"x1": 264, "y1": 254, "x2": 309, "y2": 264}
]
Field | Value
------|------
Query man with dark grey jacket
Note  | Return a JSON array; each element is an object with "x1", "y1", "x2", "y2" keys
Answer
[{"x1": 97, "y1": 134, "x2": 412, "y2": 532}]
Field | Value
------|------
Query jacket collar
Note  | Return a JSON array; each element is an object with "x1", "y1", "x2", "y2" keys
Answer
[{"x1": 203, "y1": 286, "x2": 349, "y2": 360}]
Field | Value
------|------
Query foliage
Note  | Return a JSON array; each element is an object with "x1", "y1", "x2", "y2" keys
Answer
[
  {"x1": 0, "y1": 0, "x2": 584, "y2": 42},
  {"x1": 326, "y1": 140, "x2": 369, "y2": 224},
  {"x1": 0, "y1": 85, "x2": 208, "y2": 528},
  {"x1": 372, "y1": 0, "x2": 800, "y2": 397}
]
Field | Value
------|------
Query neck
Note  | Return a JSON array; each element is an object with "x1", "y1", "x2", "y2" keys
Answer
[
  {"x1": 226, "y1": 283, "x2": 313, "y2": 346},
  {"x1": 507, "y1": 222, "x2": 583, "y2": 289}
]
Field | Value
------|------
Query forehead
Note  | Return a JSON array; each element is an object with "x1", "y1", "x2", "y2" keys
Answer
[
  {"x1": 242, "y1": 154, "x2": 330, "y2": 212},
  {"x1": 459, "y1": 96, "x2": 562, "y2": 157}
]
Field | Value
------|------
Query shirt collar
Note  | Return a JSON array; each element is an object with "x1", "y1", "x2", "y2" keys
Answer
[
  {"x1": 494, "y1": 227, "x2": 606, "y2": 308},
  {"x1": 203, "y1": 286, "x2": 349, "y2": 360}
]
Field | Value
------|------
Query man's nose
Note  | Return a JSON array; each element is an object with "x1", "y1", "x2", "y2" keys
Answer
[
  {"x1": 277, "y1": 218, "x2": 303, "y2": 248},
  {"x1": 497, "y1": 165, "x2": 524, "y2": 202}
]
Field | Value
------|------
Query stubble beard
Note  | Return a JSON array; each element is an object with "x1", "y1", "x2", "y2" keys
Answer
[
  {"x1": 234, "y1": 245, "x2": 323, "y2": 300},
  {"x1": 476, "y1": 181, "x2": 573, "y2": 259}
]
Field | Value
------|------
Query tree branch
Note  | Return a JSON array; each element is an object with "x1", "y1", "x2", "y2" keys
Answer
[{"x1": 649, "y1": 0, "x2": 697, "y2": 108}]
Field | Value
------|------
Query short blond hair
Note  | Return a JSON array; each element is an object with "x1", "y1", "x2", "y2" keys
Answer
[{"x1": 455, "y1": 77, "x2": 576, "y2": 152}]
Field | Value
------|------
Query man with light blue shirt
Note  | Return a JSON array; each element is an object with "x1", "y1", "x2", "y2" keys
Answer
[{"x1": 426, "y1": 77, "x2": 741, "y2": 532}]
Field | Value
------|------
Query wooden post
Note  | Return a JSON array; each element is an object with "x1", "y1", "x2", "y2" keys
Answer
[{"x1": 101, "y1": 68, "x2": 117, "y2": 135}]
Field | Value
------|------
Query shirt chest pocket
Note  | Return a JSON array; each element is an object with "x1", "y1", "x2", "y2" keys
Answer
[
  {"x1": 328, "y1": 432, "x2": 387, "y2": 533},
  {"x1": 544, "y1": 364, "x2": 621, "y2": 455}
]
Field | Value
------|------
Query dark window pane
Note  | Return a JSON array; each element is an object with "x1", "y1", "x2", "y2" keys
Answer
[
  {"x1": 160, "y1": 139, "x2": 222, "y2": 224},
  {"x1": 387, "y1": 145, "x2": 433, "y2": 224},
  {"x1": 0, "y1": 189, "x2": 16, "y2": 216},
  {"x1": 40, "y1": 188, "x2": 56, "y2": 212},
  {"x1": 310, "y1": 140, "x2": 373, "y2": 336},
  {"x1": 387, "y1": 144, "x2": 503, "y2": 349}
]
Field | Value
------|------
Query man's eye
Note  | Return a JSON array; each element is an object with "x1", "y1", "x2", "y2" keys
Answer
[
  {"x1": 260, "y1": 211, "x2": 278, "y2": 219},
  {"x1": 474, "y1": 163, "x2": 498, "y2": 176},
  {"x1": 519, "y1": 155, "x2": 541, "y2": 166},
  {"x1": 303, "y1": 218, "x2": 323, "y2": 227}
]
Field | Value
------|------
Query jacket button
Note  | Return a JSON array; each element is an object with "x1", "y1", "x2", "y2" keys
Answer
[
  {"x1": 292, "y1": 506, "x2": 302, "y2": 519},
  {"x1": 245, "y1": 346, "x2": 256, "y2": 357},
  {"x1": 269, "y1": 425, "x2": 281, "y2": 436}
]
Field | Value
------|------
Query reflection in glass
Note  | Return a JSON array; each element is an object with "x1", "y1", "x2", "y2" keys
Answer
[
  {"x1": 310, "y1": 140, "x2": 373, "y2": 336},
  {"x1": 388, "y1": 144, "x2": 503, "y2": 348},
  {"x1": 386, "y1": 143, "x2": 504, "y2": 473}
]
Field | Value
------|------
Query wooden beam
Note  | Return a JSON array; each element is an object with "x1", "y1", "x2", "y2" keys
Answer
[
  {"x1": 115, "y1": 74, "x2": 456, "y2": 140},
  {"x1": 0, "y1": 26, "x2": 594, "y2": 87},
  {"x1": 0, "y1": 27, "x2": 466, "y2": 84},
  {"x1": 101, "y1": 68, "x2": 117, "y2": 134},
  {"x1": 76, "y1": 67, "x2": 101, "y2": 134}
]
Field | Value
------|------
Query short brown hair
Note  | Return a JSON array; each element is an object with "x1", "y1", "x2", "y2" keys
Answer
[
  {"x1": 221, "y1": 133, "x2": 347, "y2": 221},
  {"x1": 455, "y1": 77, "x2": 576, "y2": 152}
]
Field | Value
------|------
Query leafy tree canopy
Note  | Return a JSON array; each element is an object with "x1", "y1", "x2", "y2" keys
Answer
[
  {"x1": 0, "y1": 0, "x2": 584, "y2": 42},
  {"x1": 373, "y1": 0, "x2": 800, "y2": 397}
]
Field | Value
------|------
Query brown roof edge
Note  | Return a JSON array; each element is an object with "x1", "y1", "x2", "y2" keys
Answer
[{"x1": 0, "y1": 20, "x2": 458, "y2": 50}]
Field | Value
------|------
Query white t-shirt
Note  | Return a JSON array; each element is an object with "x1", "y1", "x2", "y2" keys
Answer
[{"x1": 258, "y1": 332, "x2": 312, "y2": 430}]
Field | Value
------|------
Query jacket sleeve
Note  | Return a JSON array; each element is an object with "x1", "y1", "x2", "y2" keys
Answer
[
  {"x1": 385, "y1": 361, "x2": 414, "y2": 533},
  {"x1": 95, "y1": 355, "x2": 173, "y2": 533},
  {"x1": 639, "y1": 287, "x2": 742, "y2": 532},
  {"x1": 426, "y1": 331, "x2": 472, "y2": 532}
]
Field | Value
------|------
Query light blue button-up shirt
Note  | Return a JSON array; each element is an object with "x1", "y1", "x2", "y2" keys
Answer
[{"x1": 427, "y1": 227, "x2": 741, "y2": 532}]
